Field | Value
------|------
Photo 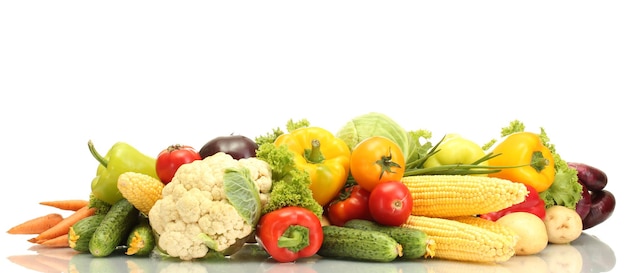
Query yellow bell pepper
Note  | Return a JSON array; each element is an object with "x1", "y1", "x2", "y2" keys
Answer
[
  {"x1": 274, "y1": 127, "x2": 351, "y2": 207},
  {"x1": 487, "y1": 132, "x2": 556, "y2": 192}
]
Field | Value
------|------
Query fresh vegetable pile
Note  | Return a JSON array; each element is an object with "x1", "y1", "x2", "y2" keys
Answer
[{"x1": 7, "y1": 112, "x2": 616, "y2": 266}]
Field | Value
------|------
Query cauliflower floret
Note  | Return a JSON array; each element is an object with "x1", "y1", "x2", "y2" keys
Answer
[{"x1": 148, "y1": 152, "x2": 271, "y2": 261}]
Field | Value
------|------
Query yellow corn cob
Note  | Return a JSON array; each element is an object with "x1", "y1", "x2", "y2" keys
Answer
[
  {"x1": 424, "y1": 259, "x2": 512, "y2": 273},
  {"x1": 402, "y1": 215, "x2": 517, "y2": 263},
  {"x1": 449, "y1": 216, "x2": 520, "y2": 240},
  {"x1": 401, "y1": 175, "x2": 528, "y2": 218},
  {"x1": 117, "y1": 172, "x2": 164, "y2": 215}
]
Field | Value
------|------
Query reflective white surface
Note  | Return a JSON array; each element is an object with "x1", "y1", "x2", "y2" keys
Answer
[
  {"x1": 1, "y1": 230, "x2": 619, "y2": 273},
  {"x1": 1, "y1": 1, "x2": 624, "y2": 272}
]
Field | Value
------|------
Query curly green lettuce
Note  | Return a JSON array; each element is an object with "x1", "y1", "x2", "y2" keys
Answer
[
  {"x1": 255, "y1": 142, "x2": 323, "y2": 219},
  {"x1": 537, "y1": 127, "x2": 582, "y2": 209},
  {"x1": 254, "y1": 119, "x2": 310, "y2": 146}
]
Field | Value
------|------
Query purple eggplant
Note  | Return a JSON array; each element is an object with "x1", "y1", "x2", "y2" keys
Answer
[
  {"x1": 568, "y1": 162, "x2": 608, "y2": 192},
  {"x1": 571, "y1": 233, "x2": 616, "y2": 273},
  {"x1": 199, "y1": 135, "x2": 258, "y2": 160},
  {"x1": 582, "y1": 190, "x2": 616, "y2": 230},
  {"x1": 575, "y1": 183, "x2": 592, "y2": 220}
]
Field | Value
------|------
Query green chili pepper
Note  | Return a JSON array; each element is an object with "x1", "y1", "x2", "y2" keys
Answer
[{"x1": 88, "y1": 140, "x2": 158, "y2": 205}]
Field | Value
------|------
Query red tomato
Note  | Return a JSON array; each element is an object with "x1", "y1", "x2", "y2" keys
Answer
[
  {"x1": 326, "y1": 185, "x2": 374, "y2": 226},
  {"x1": 368, "y1": 181, "x2": 412, "y2": 226},
  {"x1": 350, "y1": 136, "x2": 405, "y2": 192},
  {"x1": 156, "y1": 144, "x2": 202, "y2": 184}
]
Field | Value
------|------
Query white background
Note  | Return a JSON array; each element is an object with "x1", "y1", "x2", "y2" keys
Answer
[{"x1": 1, "y1": 1, "x2": 624, "y2": 272}]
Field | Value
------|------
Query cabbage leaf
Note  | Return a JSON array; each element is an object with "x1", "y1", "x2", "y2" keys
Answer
[{"x1": 336, "y1": 112, "x2": 433, "y2": 168}]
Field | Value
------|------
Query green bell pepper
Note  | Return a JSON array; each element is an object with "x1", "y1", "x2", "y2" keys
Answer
[
  {"x1": 422, "y1": 134, "x2": 488, "y2": 171},
  {"x1": 88, "y1": 140, "x2": 159, "y2": 205}
]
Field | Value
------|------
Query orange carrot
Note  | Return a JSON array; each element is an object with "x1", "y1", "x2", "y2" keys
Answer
[
  {"x1": 30, "y1": 244, "x2": 78, "y2": 260},
  {"x1": 7, "y1": 213, "x2": 64, "y2": 235},
  {"x1": 39, "y1": 199, "x2": 89, "y2": 211},
  {"x1": 31, "y1": 206, "x2": 96, "y2": 243},
  {"x1": 35, "y1": 253, "x2": 71, "y2": 272},
  {"x1": 38, "y1": 233, "x2": 70, "y2": 248},
  {"x1": 7, "y1": 255, "x2": 58, "y2": 273}
]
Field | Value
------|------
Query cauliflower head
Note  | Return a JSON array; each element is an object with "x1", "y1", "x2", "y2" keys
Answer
[{"x1": 148, "y1": 152, "x2": 271, "y2": 260}]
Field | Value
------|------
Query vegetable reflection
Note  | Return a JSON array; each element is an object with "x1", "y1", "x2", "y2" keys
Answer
[{"x1": 8, "y1": 232, "x2": 616, "y2": 273}]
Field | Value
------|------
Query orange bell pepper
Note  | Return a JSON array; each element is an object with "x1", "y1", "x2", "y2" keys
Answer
[{"x1": 487, "y1": 132, "x2": 556, "y2": 192}]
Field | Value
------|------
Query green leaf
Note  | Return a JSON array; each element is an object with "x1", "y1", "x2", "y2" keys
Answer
[
  {"x1": 223, "y1": 167, "x2": 262, "y2": 226},
  {"x1": 406, "y1": 129, "x2": 433, "y2": 169},
  {"x1": 198, "y1": 233, "x2": 219, "y2": 251}
]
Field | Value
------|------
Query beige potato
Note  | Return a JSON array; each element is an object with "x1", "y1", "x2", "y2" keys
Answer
[
  {"x1": 496, "y1": 212, "x2": 548, "y2": 255},
  {"x1": 501, "y1": 255, "x2": 549, "y2": 273},
  {"x1": 539, "y1": 243, "x2": 583, "y2": 273},
  {"x1": 543, "y1": 205, "x2": 583, "y2": 244}
]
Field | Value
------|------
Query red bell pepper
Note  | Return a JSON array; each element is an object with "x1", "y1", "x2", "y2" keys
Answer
[
  {"x1": 480, "y1": 183, "x2": 546, "y2": 221},
  {"x1": 256, "y1": 206, "x2": 324, "y2": 263},
  {"x1": 326, "y1": 185, "x2": 374, "y2": 226}
]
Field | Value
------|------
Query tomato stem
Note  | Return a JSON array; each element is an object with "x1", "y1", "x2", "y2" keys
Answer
[
  {"x1": 393, "y1": 200, "x2": 403, "y2": 211},
  {"x1": 376, "y1": 147, "x2": 402, "y2": 179},
  {"x1": 166, "y1": 144, "x2": 184, "y2": 152}
]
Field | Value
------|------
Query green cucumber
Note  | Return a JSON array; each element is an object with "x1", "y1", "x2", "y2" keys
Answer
[
  {"x1": 125, "y1": 220, "x2": 156, "y2": 256},
  {"x1": 89, "y1": 198, "x2": 139, "y2": 257},
  {"x1": 317, "y1": 225, "x2": 402, "y2": 262},
  {"x1": 344, "y1": 219, "x2": 432, "y2": 259},
  {"x1": 68, "y1": 214, "x2": 106, "y2": 252},
  {"x1": 88, "y1": 193, "x2": 112, "y2": 215}
]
